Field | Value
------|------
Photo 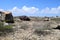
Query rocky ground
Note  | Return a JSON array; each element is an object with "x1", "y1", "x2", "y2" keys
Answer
[{"x1": 0, "y1": 17, "x2": 60, "y2": 40}]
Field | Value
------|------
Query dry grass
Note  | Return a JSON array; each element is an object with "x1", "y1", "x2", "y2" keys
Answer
[
  {"x1": 0, "y1": 17, "x2": 60, "y2": 40},
  {"x1": 20, "y1": 24, "x2": 29, "y2": 30},
  {"x1": 34, "y1": 30, "x2": 51, "y2": 36}
]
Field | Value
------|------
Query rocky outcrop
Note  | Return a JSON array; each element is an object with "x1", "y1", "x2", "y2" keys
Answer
[
  {"x1": 0, "y1": 11, "x2": 14, "y2": 23},
  {"x1": 53, "y1": 25, "x2": 60, "y2": 30},
  {"x1": 5, "y1": 13, "x2": 14, "y2": 23},
  {"x1": 19, "y1": 16, "x2": 30, "y2": 21},
  {"x1": 44, "y1": 17, "x2": 50, "y2": 21}
]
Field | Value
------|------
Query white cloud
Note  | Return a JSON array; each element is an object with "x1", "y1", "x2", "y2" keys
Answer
[
  {"x1": 40, "y1": 6, "x2": 60, "y2": 14},
  {"x1": 9, "y1": 6, "x2": 40, "y2": 16},
  {"x1": 10, "y1": 6, "x2": 60, "y2": 15},
  {"x1": 40, "y1": 7, "x2": 50, "y2": 14},
  {"x1": 0, "y1": 6, "x2": 60, "y2": 16},
  {"x1": 0, "y1": 9, "x2": 4, "y2": 11},
  {"x1": 22, "y1": 6, "x2": 39, "y2": 13},
  {"x1": 10, "y1": 6, "x2": 39, "y2": 14}
]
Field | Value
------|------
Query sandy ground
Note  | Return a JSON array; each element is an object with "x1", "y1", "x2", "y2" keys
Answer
[{"x1": 0, "y1": 20, "x2": 60, "y2": 40}]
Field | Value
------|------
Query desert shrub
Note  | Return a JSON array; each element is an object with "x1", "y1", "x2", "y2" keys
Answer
[
  {"x1": 33, "y1": 22, "x2": 52, "y2": 36},
  {"x1": 20, "y1": 24, "x2": 29, "y2": 30},
  {"x1": 51, "y1": 18, "x2": 60, "y2": 23},
  {"x1": 51, "y1": 18, "x2": 60, "y2": 21},
  {"x1": 0, "y1": 22, "x2": 13, "y2": 36},
  {"x1": 33, "y1": 22, "x2": 52, "y2": 31},
  {"x1": 0, "y1": 22, "x2": 13, "y2": 31},
  {"x1": 0, "y1": 26, "x2": 13, "y2": 36},
  {"x1": 34, "y1": 29, "x2": 51, "y2": 36},
  {"x1": 4, "y1": 25, "x2": 13, "y2": 30},
  {"x1": 0, "y1": 22, "x2": 4, "y2": 27}
]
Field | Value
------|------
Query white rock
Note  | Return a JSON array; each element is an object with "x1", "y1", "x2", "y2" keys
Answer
[{"x1": 4, "y1": 22, "x2": 9, "y2": 26}]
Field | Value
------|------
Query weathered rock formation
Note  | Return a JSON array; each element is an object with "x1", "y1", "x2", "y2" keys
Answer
[
  {"x1": 0, "y1": 11, "x2": 14, "y2": 23},
  {"x1": 53, "y1": 25, "x2": 60, "y2": 30},
  {"x1": 19, "y1": 16, "x2": 30, "y2": 21},
  {"x1": 5, "y1": 13, "x2": 14, "y2": 23},
  {"x1": 44, "y1": 17, "x2": 50, "y2": 21}
]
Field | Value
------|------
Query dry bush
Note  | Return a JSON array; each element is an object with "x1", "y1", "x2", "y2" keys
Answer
[
  {"x1": 33, "y1": 21, "x2": 57, "y2": 30},
  {"x1": 34, "y1": 30, "x2": 51, "y2": 36},
  {"x1": 33, "y1": 22, "x2": 51, "y2": 31},
  {"x1": 51, "y1": 18, "x2": 60, "y2": 21},
  {"x1": 33, "y1": 21, "x2": 56, "y2": 36},
  {"x1": 20, "y1": 24, "x2": 29, "y2": 30},
  {"x1": 51, "y1": 18, "x2": 60, "y2": 23},
  {"x1": 0, "y1": 22, "x2": 13, "y2": 31},
  {"x1": 0, "y1": 22, "x2": 13, "y2": 36}
]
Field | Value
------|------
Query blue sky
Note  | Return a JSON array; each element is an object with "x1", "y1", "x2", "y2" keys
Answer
[{"x1": 0, "y1": 0, "x2": 60, "y2": 17}]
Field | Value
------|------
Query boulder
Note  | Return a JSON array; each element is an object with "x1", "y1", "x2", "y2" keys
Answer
[
  {"x1": 5, "y1": 13, "x2": 14, "y2": 23},
  {"x1": 4, "y1": 22, "x2": 9, "y2": 26},
  {"x1": 19, "y1": 16, "x2": 30, "y2": 21},
  {"x1": 53, "y1": 25, "x2": 60, "y2": 30},
  {"x1": 44, "y1": 17, "x2": 50, "y2": 21}
]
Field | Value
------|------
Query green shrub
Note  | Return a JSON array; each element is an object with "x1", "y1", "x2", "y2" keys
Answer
[
  {"x1": 0, "y1": 22, "x2": 4, "y2": 27},
  {"x1": 0, "y1": 22, "x2": 13, "y2": 31},
  {"x1": 4, "y1": 25, "x2": 13, "y2": 30}
]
